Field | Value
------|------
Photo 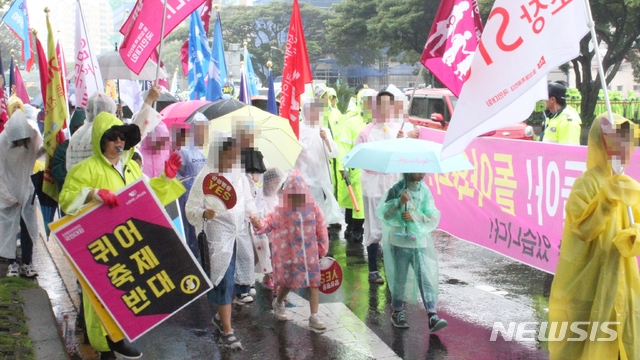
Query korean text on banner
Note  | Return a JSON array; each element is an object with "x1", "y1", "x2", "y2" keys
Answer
[
  {"x1": 50, "y1": 180, "x2": 212, "y2": 341},
  {"x1": 120, "y1": 0, "x2": 207, "y2": 75},
  {"x1": 421, "y1": 0, "x2": 483, "y2": 97},
  {"x1": 419, "y1": 128, "x2": 640, "y2": 274},
  {"x1": 1, "y1": 0, "x2": 32, "y2": 66},
  {"x1": 441, "y1": 0, "x2": 589, "y2": 159},
  {"x1": 279, "y1": 0, "x2": 312, "y2": 139},
  {"x1": 74, "y1": 1, "x2": 104, "y2": 109}
]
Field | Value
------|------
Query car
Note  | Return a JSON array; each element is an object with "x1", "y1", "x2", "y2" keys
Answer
[{"x1": 405, "y1": 88, "x2": 535, "y2": 140}]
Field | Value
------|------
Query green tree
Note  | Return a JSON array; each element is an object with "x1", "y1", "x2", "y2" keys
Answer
[{"x1": 326, "y1": 0, "x2": 380, "y2": 67}]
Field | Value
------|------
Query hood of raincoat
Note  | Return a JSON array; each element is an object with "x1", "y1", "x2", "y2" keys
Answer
[
  {"x1": 86, "y1": 92, "x2": 117, "y2": 123},
  {"x1": 91, "y1": 112, "x2": 141, "y2": 157},
  {"x1": 69, "y1": 109, "x2": 86, "y2": 135},
  {"x1": 4, "y1": 110, "x2": 35, "y2": 143},
  {"x1": 139, "y1": 121, "x2": 170, "y2": 152},
  {"x1": 280, "y1": 170, "x2": 314, "y2": 212},
  {"x1": 7, "y1": 95, "x2": 25, "y2": 118},
  {"x1": 587, "y1": 113, "x2": 634, "y2": 174},
  {"x1": 206, "y1": 129, "x2": 232, "y2": 169}
]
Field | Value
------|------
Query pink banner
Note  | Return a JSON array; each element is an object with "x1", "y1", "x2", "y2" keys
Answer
[
  {"x1": 419, "y1": 127, "x2": 640, "y2": 274},
  {"x1": 119, "y1": 0, "x2": 206, "y2": 75},
  {"x1": 51, "y1": 180, "x2": 212, "y2": 341}
]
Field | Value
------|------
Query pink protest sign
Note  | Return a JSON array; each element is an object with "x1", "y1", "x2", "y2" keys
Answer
[
  {"x1": 51, "y1": 180, "x2": 212, "y2": 341},
  {"x1": 419, "y1": 127, "x2": 640, "y2": 274}
]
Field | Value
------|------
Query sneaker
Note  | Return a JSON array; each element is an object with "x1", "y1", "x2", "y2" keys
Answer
[
  {"x1": 219, "y1": 331, "x2": 243, "y2": 350},
  {"x1": 211, "y1": 313, "x2": 223, "y2": 333},
  {"x1": 7, "y1": 263, "x2": 19, "y2": 277},
  {"x1": 272, "y1": 298, "x2": 287, "y2": 321},
  {"x1": 106, "y1": 337, "x2": 142, "y2": 359},
  {"x1": 99, "y1": 351, "x2": 117, "y2": 360},
  {"x1": 391, "y1": 310, "x2": 409, "y2": 328},
  {"x1": 262, "y1": 278, "x2": 274, "y2": 290},
  {"x1": 249, "y1": 286, "x2": 256, "y2": 297},
  {"x1": 309, "y1": 314, "x2": 326, "y2": 330},
  {"x1": 233, "y1": 293, "x2": 253, "y2": 305},
  {"x1": 429, "y1": 314, "x2": 448, "y2": 333},
  {"x1": 20, "y1": 263, "x2": 38, "y2": 278},
  {"x1": 368, "y1": 272, "x2": 384, "y2": 284}
]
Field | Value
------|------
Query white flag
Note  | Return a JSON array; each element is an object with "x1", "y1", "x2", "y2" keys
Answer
[
  {"x1": 74, "y1": 1, "x2": 104, "y2": 109},
  {"x1": 119, "y1": 80, "x2": 143, "y2": 114},
  {"x1": 170, "y1": 69, "x2": 178, "y2": 95},
  {"x1": 441, "y1": 0, "x2": 589, "y2": 158}
]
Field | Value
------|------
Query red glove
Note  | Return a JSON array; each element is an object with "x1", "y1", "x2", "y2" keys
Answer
[
  {"x1": 95, "y1": 189, "x2": 119, "y2": 207},
  {"x1": 164, "y1": 152, "x2": 182, "y2": 179}
]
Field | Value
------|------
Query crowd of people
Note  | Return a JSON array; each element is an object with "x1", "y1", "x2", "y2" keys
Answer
[{"x1": 0, "y1": 77, "x2": 639, "y2": 360}]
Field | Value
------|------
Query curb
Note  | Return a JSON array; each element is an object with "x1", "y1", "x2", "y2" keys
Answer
[{"x1": 21, "y1": 288, "x2": 68, "y2": 360}]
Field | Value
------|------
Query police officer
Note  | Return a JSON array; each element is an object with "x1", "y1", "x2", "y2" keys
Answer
[{"x1": 541, "y1": 82, "x2": 582, "y2": 144}]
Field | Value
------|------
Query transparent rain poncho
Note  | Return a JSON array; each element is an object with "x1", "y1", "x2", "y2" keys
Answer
[
  {"x1": 549, "y1": 114, "x2": 640, "y2": 360},
  {"x1": 376, "y1": 174, "x2": 441, "y2": 307}
]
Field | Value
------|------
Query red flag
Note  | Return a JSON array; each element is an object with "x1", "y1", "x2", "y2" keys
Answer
[
  {"x1": 0, "y1": 86, "x2": 7, "y2": 132},
  {"x1": 13, "y1": 65, "x2": 30, "y2": 104},
  {"x1": 279, "y1": 0, "x2": 312, "y2": 139},
  {"x1": 420, "y1": 0, "x2": 483, "y2": 97},
  {"x1": 25, "y1": 32, "x2": 35, "y2": 72},
  {"x1": 120, "y1": 0, "x2": 207, "y2": 75},
  {"x1": 179, "y1": 1, "x2": 213, "y2": 76},
  {"x1": 35, "y1": 35, "x2": 48, "y2": 103}
]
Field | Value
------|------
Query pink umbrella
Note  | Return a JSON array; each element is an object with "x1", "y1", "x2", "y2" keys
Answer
[{"x1": 160, "y1": 100, "x2": 212, "y2": 126}]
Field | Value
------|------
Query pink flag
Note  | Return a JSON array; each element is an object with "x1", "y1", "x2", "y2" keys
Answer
[
  {"x1": 13, "y1": 65, "x2": 30, "y2": 104},
  {"x1": 441, "y1": 0, "x2": 589, "y2": 159},
  {"x1": 279, "y1": 0, "x2": 312, "y2": 139},
  {"x1": 421, "y1": 0, "x2": 483, "y2": 97},
  {"x1": 120, "y1": 0, "x2": 207, "y2": 75}
]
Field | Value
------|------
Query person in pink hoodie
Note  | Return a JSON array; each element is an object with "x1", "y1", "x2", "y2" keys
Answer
[
  {"x1": 138, "y1": 121, "x2": 171, "y2": 177},
  {"x1": 254, "y1": 170, "x2": 329, "y2": 330}
]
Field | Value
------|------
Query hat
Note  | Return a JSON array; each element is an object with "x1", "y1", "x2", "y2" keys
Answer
[
  {"x1": 69, "y1": 109, "x2": 86, "y2": 134},
  {"x1": 354, "y1": 84, "x2": 368, "y2": 94},
  {"x1": 103, "y1": 124, "x2": 141, "y2": 150},
  {"x1": 548, "y1": 82, "x2": 567, "y2": 101},
  {"x1": 377, "y1": 86, "x2": 395, "y2": 101}
]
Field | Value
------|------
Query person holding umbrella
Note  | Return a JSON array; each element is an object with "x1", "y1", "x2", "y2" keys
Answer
[
  {"x1": 356, "y1": 87, "x2": 404, "y2": 284},
  {"x1": 376, "y1": 173, "x2": 448, "y2": 332}
]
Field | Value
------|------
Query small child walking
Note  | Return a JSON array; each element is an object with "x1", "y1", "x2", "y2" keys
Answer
[
  {"x1": 254, "y1": 170, "x2": 329, "y2": 330},
  {"x1": 376, "y1": 173, "x2": 447, "y2": 332}
]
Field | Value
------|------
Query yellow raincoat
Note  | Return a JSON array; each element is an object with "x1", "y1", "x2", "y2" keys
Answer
[
  {"x1": 59, "y1": 112, "x2": 185, "y2": 352},
  {"x1": 549, "y1": 114, "x2": 640, "y2": 360}
]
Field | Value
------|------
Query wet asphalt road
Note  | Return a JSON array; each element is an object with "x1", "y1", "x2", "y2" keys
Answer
[{"x1": 35, "y1": 228, "x2": 552, "y2": 359}]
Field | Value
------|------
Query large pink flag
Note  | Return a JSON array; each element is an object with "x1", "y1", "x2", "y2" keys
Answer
[
  {"x1": 441, "y1": 0, "x2": 589, "y2": 159},
  {"x1": 13, "y1": 65, "x2": 30, "y2": 104},
  {"x1": 120, "y1": 0, "x2": 207, "y2": 75},
  {"x1": 421, "y1": 0, "x2": 483, "y2": 97}
]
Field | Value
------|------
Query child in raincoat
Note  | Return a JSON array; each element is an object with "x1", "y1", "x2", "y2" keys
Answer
[
  {"x1": 376, "y1": 173, "x2": 447, "y2": 332},
  {"x1": 255, "y1": 170, "x2": 329, "y2": 330},
  {"x1": 185, "y1": 132, "x2": 260, "y2": 351},
  {"x1": 549, "y1": 114, "x2": 640, "y2": 360}
]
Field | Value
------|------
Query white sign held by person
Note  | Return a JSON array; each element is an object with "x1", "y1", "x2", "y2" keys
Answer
[{"x1": 441, "y1": 0, "x2": 589, "y2": 159}]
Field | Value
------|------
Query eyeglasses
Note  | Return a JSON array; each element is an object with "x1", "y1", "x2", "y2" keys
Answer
[{"x1": 104, "y1": 131, "x2": 126, "y2": 142}]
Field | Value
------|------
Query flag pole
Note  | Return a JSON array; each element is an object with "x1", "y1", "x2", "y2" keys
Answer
[
  {"x1": 77, "y1": 0, "x2": 100, "y2": 93},
  {"x1": 405, "y1": 66, "x2": 424, "y2": 131},
  {"x1": 155, "y1": 0, "x2": 168, "y2": 84},
  {"x1": 583, "y1": 0, "x2": 634, "y2": 226}
]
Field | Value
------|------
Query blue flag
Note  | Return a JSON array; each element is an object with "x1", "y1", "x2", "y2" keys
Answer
[
  {"x1": 244, "y1": 47, "x2": 259, "y2": 96},
  {"x1": 267, "y1": 69, "x2": 277, "y2": 115},
  {"x1": 2, "y1": 0, "x2": 31, "y2": 63},
  {"x1": 238, "y1": 68, "x2": 251, "y2": 105},
  {"x1": 188, "y1": 12, "x2": 210, "y2": 100},
  {"x1": 206, "y1": 12, "x2": 228, "y2": 101}
]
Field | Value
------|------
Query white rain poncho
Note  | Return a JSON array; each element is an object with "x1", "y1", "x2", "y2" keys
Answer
[
  {"x1": 185, "y1": 132, "x2": 258, "y2": 287},
  {"x1": 66, "y1": 92, "x2": 161, "y2": 171},
  {"x1": 0, "y1": 110, "x2": 44, "y2": 260},
  {"x1": 356, "y1": 119, "x2": 402, "y2": 246},
  {"x1": 376, "y1": 174, "x2": 440, "y2": 307},
  {"x1": 295, "y1": 101, "x2": 342, "y2": 224}
]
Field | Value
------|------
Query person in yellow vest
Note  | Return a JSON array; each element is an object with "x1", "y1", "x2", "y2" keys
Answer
[{"x1": 542, "y1": 82, "x2": 582, "y2": 145}]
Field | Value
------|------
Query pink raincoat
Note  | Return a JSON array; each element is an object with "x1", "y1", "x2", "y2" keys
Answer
[
  {"x1": 138, "y1": 121, "x2": 171, "y2": 178},
  {"x1": 256, "y1": 171, "x2": 329, "y2": 289}
]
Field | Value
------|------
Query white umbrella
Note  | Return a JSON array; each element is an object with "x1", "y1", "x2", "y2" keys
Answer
[{"x1": 98, "y1": 51, "x2": 168, "y2": 81}]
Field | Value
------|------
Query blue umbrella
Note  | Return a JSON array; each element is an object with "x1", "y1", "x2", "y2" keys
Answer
[{"x1": 342, "y1": 138, "x2": 474, "y2": 174}]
